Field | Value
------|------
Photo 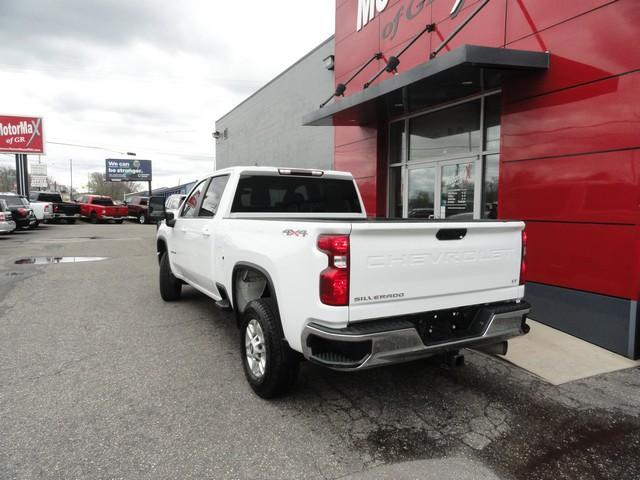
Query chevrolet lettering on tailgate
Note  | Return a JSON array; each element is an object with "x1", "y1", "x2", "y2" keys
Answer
[{"x1": 367, "y1": 249, "x2": 514, "y2": 268}]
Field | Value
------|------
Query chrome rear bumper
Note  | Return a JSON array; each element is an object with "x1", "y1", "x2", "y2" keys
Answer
[{"x1": 301, "y1": 302, "x2": 530, "y2": 371}]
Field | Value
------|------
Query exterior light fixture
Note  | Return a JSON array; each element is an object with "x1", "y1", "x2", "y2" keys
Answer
[
  {"x1": 323, "y1": 55, "x2": 335, "y2": 71},
  {"x1": 212, "y1": 131, "x2": 221, "y2": 140}
]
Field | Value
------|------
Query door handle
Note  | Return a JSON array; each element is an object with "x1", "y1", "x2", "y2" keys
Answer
[{"x1": 202, "y1": 227, "x2": 211, "y2": 236}]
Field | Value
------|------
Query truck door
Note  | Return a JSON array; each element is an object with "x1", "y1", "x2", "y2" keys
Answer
[
  {"x1": 172, "y1": 179, "x2": 208, "y2": 278},
  {"x1": 173, "y1": 176, "x2": 229, "y2": 295}
]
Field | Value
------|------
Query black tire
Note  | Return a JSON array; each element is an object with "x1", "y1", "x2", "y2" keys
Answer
[
  {"x1": 138, "y1": 214, "x2": 146, "y2": 224},
  {"x1": 115, "y1": 220, "x2": 123, "y2": 224},
  {"x1": 67, "y1": 219, "x2": 76, "y2": 225},
  {"x1": 159, "y1": 252, "x2": 182, "y2": 301},
  {"x1": 90, "y1": 212, "x2": 99, "y2": 224},
  {"x1": 29, "y1": 221, "x2": 39, "y2": 230},
  {"x1": 240, "y1": 299, "x2": 299, "y2": 399}
]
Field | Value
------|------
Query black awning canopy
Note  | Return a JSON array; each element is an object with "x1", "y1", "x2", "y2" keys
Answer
[{"x1": 303, "y1": 45, "x2": 549, "y2": 127}]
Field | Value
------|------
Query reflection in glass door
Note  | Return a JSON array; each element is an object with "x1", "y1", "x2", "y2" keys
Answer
[
  {"x1": 408, "y1": 167, "x2": 435, "y2": 218},
  {"x1": 440, "y1": 161, "x2": 475, "y2": 219}
]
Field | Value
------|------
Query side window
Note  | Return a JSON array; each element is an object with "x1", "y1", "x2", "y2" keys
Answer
[
  {"x1": 199, "y1": 175, "x2": 229, "y2": 217},
  {"x1": 181, "y1": 180, "x2": 207, "y2": 218}
]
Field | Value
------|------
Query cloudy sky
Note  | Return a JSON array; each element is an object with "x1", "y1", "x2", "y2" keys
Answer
[{"x1": 0, "y1": 0, "x2": 335, "y2": 191}]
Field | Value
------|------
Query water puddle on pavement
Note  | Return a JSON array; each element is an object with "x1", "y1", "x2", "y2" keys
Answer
[{"x1": 14, "y1": 256, "x2": 109, "y2": 265}]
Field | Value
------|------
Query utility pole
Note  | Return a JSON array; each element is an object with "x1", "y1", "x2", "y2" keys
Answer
[
  {"x1": 69, "y1": 159, "x2": 73, "y2": 200},
  {"x1": 14, "y1": 154, "x2": 29, "y2": 197}
]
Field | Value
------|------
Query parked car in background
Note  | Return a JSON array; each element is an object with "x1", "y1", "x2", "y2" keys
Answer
[
  {"x1": 75, "y1": 195, "x2": 129, "y2": 224},
  {"x1": 29, "y1": 191, "x2": 81, "y2": 224},
  {"x1": 164, "y1": 194, "x2": 186, "y2": 219},
  {"x1": 28, "y1": 200, "x2": 53, "y2": 227},
  {"x1": 0, "y1": 199, "x2": 16, "y2": 234},
  {"x1": 0, "y1": 193, "x2": 37, "y2": 230},
  {"x1": 127, "y1": 196, "x2": 165, "y2": 224},
  {"x1": 156, "y1": 167, "x2": 529, "y2": 398}
]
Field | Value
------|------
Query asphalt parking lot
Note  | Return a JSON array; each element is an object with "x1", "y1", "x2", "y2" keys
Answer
[{"x1": 1, "y1": 222, "x2": 639, "y2": 480}]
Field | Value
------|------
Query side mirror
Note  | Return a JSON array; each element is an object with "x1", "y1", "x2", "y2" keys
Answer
[{"x1": 166, "y1": 212, "x2": 176, "y2": 227}]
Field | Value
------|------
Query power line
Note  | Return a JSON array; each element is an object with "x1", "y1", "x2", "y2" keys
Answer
[
  {"x1": 47, "y1": 141, "x2": 132, "y2": 155},
  {"x1": 46, "y1": 140, "x2": 213, "y2": 158}
]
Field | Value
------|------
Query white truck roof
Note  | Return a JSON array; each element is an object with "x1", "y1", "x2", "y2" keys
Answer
[{"x1": 213, "y1": 166, "x2": 354, "y2": 180}]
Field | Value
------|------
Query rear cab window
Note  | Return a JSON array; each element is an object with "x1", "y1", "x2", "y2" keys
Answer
[
  {"x1": 231, "y1": 175, "x2": 362, "y2": 214},
  {"x1": 91, "y1": 197, "x2": 114, "y2": 206},
  {"x1": 35, "y1": 193, "x2": 62, "y2": 202}
]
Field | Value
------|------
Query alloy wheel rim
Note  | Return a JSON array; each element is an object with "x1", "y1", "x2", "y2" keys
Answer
[{"x1": 245, "y1": 319, "x2": 266, "y2": 379}]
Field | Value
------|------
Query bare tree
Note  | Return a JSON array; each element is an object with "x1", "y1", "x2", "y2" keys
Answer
[
  {"x1": 0, "y1": 166, "x2": 16, "y2": 192},
  {"x1": 86, "y1": 172, "x2": 140, "y2": 199}
]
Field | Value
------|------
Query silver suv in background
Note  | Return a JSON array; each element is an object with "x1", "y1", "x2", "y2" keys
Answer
[{"x1": 0, "y1": 199, "x2": 16, "y2": 234}]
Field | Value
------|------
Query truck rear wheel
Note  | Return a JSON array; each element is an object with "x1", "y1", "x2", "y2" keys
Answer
[
  {"x1": 240, "y1": 299, "x2": 299, "y2": 398},
  {"x1": 159, "y1": 252, "x2": 182, "y2": 301},
  {"x1": 138, "y1": 214, "x2": 146, "y2": 224},
  {"x1": 90, "y1": 212, "x2": 98, "y2": 224}
]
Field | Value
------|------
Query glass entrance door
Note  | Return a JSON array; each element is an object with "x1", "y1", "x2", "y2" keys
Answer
[
  {"x1": 407, "y1": 166, "x2": 435, "y2": 218},
  {"x1": 439, "y1": 160, "x2": 475, "y2": 219}
]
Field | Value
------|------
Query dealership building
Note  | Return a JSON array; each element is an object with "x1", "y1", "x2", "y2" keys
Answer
[{"x1": 216, "y1": 0, "x2": 639, "y2": 359}]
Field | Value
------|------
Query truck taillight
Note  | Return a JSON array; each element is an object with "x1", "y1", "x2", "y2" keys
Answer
[
  {"x1": 520, "y1": 229, "x2": 527, "y2": 285},
  {"x1": 0, "y1": 213, "x2": 5, "y2": 222},
  {"x1": 318, "y1": 234, "x2": 350, "y2": 306}
]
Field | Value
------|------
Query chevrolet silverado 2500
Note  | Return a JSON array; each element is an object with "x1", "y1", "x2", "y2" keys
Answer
[{"x1": 156, "y1": 167, "x2": 529, "y2": 398}]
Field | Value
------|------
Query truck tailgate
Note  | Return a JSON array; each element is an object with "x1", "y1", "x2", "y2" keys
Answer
[{"x1": 348, "y1": 221, "x2": 524, "y2": 322}]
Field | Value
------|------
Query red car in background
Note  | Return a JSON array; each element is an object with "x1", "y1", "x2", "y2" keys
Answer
[{"x1": 75, "y1": 195, "x2": 129, "y2": 224}]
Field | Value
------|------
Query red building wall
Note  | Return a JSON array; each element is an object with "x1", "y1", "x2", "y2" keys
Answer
[{"x1": 333, "y1": 0, "x2": 640, "y2": 301}]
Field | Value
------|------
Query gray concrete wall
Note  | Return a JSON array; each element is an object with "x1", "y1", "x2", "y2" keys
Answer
[{"x1": 215, "y1": 37, "x2": 334, "y2": 171}]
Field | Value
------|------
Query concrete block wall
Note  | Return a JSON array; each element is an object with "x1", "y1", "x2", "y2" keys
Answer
[{"x1": 215, "y1": 37, "x2": 335, "y2": 171}]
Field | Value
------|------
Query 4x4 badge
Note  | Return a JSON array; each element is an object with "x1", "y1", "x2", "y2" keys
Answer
[{"x1": 282, "y1": 229, "x2": 308, "y2": 237}]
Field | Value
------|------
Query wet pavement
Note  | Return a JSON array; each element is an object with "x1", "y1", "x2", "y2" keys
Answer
[
  {"x1": 14, "y1": 256, "x2": 109, "y2": 265},
  {"x1": 0, "y1": 222, "x2": 638, "y2": 479}
]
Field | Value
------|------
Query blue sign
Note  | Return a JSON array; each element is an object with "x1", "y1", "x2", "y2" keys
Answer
[{"x1": 105, "y1": 158, "x2": 152, "y2": 182}]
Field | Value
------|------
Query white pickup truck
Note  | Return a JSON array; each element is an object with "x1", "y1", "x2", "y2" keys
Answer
[
  {"x1": 156, "y1": 167, "x2": 530, "y2": 398},
  {"x1": 29, "y1": 200, "x2": 53, "y2": 227}
]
